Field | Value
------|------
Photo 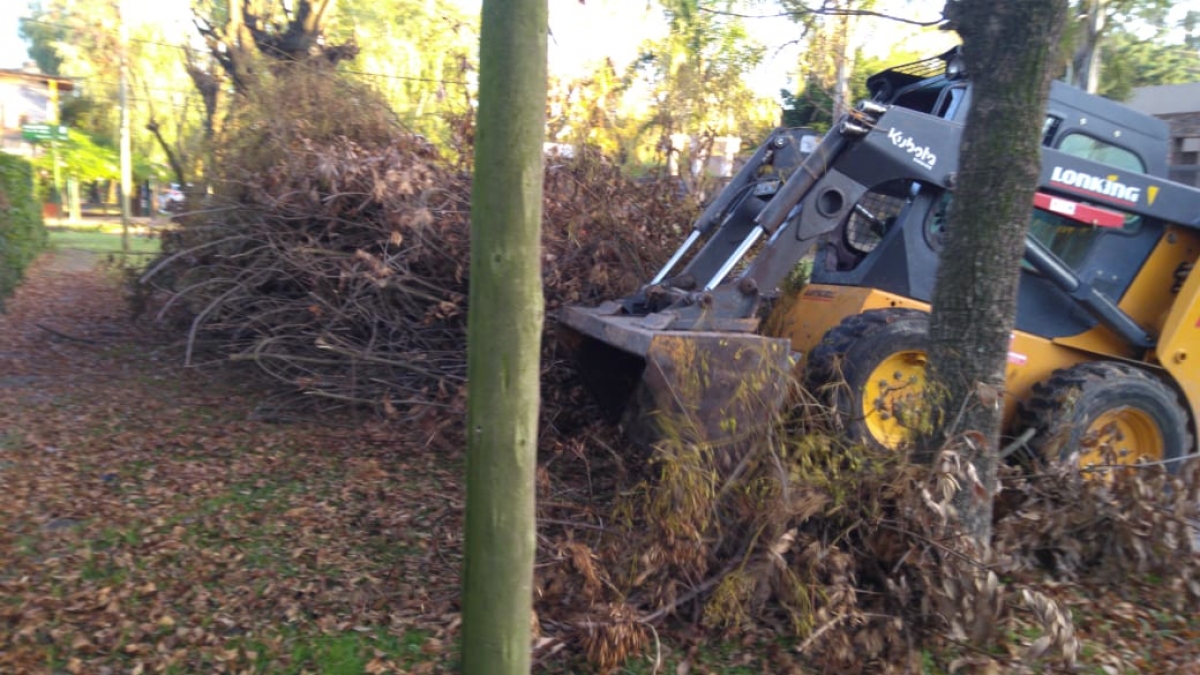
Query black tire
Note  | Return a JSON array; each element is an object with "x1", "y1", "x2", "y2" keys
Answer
[
  {"x1": 1015, "y1": 362, "x2": 1193, "y2": 473},
  {"x1": 804, "y1": 308, "x2": 931, "y2": 449}
]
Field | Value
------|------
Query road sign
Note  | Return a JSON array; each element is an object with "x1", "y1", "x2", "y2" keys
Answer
[{"x1": 21, "y1": 123, "x2": 68, "y2": 142}]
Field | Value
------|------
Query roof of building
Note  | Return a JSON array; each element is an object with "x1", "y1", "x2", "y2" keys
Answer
[
  {"x1": 0, "y1": 66, "x2": 75, "y2": 92},
  {"x1": 1127, "y1": 82, "x2": 1200, "y2": 116}
]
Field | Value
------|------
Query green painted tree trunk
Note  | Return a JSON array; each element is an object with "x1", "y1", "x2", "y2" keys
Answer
[
  {"x1": 460, "y1": 0, "x2": 547, "y2": 673},
  {"x1": 926, "y1": 0, "x2": 1068, "y2": 543}
]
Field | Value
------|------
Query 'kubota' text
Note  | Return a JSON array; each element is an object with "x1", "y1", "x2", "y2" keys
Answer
[{"x1": 886, "y1": 128, "x2": 937, "y2": 170}]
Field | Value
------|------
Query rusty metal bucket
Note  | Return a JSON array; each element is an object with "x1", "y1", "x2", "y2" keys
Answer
[{"x1": 559, "y1": 304, "x2": 795, "y2": 449}]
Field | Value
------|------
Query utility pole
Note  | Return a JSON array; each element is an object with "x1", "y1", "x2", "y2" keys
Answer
[
  {"x1": 118, "y1": 0, "x2": 132, "y2": 254},
  {"x1": 48, "y1": 79, "x2": 62, "y2": 225}
]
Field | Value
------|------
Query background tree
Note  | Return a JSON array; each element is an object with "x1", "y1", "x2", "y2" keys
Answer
[
  {"x1": 780, "y1": 51, "x2": 904, "y2": 130},
  {"x1": 925, "y1": 0, "x2": 1069, "y2": 542},
  {"x1": 19, "y1": 1, "x2": 206, "y2": 187},
  {"x1": 1095, "y1": 10, "x2": 1200, "y2": 100},
  {"x1": 545, "y1": 61, "x2": 634, "y2": 159},
  {"x1": 633, "y1": 0, "x2": 772, "y2": 176},
  {"x1": 330, "y1": 0, "x2": 478, "y2": 147},
  {"x1": 192, "y1": 0, "x2": 356, "y2": 92},
  {"x1": 460, "y1": 0, "x2": 546, "y2": 673},
  {"x1": 29, "y1": 129, "x2": 120, "y2": 186},
  {"x1": 788, "y1": 0, "x2": 867, "y2": 119},
  {"x1": 1064, "y1": 0, "x2": 1175, "y2": 93},
  {"x1": 183, "y1": 0, "x2": 357, "y2": 186},
  {"x1": 17, "y1": 3, "x2": 64, "y2": 75}
]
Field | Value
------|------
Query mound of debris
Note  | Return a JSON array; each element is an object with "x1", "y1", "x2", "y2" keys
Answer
[
  {"x1": 140, "y1": 68, "x2": 692, "y2": 438},
  {"x1": 532, "y1": 413, "x2": 1200, "y2": 673}
]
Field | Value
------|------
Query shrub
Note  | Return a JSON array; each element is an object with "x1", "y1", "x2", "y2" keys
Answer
[{"x1": 0, "y1": 154, "x2": 47, "y2": 308}]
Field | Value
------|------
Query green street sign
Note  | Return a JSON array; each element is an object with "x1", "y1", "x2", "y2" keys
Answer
[{"x1": 21, "y1": 123, "x2": 68, "y2": 142}]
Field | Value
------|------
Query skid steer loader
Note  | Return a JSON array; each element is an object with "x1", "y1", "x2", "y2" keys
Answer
[{"x1": 559, "y1": 49, "x2": 1200, "y2": 471}]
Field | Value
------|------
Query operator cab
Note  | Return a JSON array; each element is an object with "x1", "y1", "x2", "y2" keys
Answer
[
  {"x1": 818, "y1": 49, "x2": 1177, "y2": 352},
  {"x1": 866, "y1": 48, "x2": 1169, "y2": 176}
]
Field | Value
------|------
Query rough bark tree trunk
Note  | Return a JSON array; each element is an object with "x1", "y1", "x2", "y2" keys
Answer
[
  {"x1": 460, "y1": 0, "x2": 547, "y2": 673},
  {"x1": 927, "y1": 0, "x2": 1069, "y2": 543}
]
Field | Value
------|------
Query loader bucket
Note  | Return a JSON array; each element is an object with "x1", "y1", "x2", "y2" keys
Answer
[{"x1": 559, "y1": 305, "x2": 795, "y2": 449}]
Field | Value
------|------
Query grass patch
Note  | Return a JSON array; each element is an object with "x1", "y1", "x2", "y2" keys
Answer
[
  {"x1": 48, "y1": 226, "x2": 160, "y2": 256},
  {"x1": 233, "y1": 627, "x2": 439, "y2": 675}
]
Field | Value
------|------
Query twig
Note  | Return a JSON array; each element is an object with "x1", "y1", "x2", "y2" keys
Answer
[
  {"x1": 139, "y1": 233, "x2": 253, "y2": 283},
  {"x1": 1080, "y1": 455, "x2": 1199, "y2": 471},
  {"x1": 35, "y1": 323, "x2": 101, "y2": 344},
  {"x1": 646, "y1": 621, "x2": 662, "y2": 675},
  {"x1": 537, "y1": 517, "x2": 618, "y2": 534},
  {"x1": 794, "y1": 614, "x2": 853, "y2": 654},
  {"x1": 999, "y1": 427, "x2": 1036, "y2": 460},
  {"x1": 641, "y1": 558, "x2": 741, "y2": 624},
  {"x1": 877, "y1": 522, "x2": 992, "y2": 571}
]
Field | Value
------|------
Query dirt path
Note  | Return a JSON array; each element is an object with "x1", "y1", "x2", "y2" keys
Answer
[
  {"x1": 0, "y1": 252, "x2": 464, "y2": 674},
  {"x1": 40, "y1": 247, "x2": 102, "y2": 273},
  {"x1": 0, "y1": 251, "x2": 133, "y2": 382}
]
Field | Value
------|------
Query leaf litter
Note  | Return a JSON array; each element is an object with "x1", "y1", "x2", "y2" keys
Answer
[{"x1": 2, "y1": 254, "x2": 465, "y2": 674}]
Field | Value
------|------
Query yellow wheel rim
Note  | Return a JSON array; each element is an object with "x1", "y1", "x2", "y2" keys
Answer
[
  {"x1": 862, "y1": 350, "x2": 928, "y2": 448},
  {"x1": 1077, "y1": 407, "x2": 1164, "y2": 471}
]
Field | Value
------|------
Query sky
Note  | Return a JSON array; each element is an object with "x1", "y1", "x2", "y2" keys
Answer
[{"x1": 1, "y1": 3, "x2": 26, "y2": 69}]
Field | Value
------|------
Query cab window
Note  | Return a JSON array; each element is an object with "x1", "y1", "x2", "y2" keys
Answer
[
  {"x1": 1058, "y1": 133, "x2": 1145, "y2": 173},
  {"x1": 922, "y1": 192, "x2": 1139, "y2": 273},
  {"x1": 1027, "y1": 200, "x2": 1139, "y2": 271}
]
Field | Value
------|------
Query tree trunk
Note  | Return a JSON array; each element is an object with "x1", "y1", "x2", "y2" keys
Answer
[
  {"x1": 1071, "y1": 0, "x2": 1106, "y2": 93},
  {"x1": 460, "y1": 0, "x2": 547, "y2": 673},
  {"x1": 145, "y1": 119, "x2": 187, "y2": 188},
  {"x1": 927, "y1": 0, "x2": 1068, "y2": 543}
]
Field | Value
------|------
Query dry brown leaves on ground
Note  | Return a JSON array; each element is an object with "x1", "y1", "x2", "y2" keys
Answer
[{"x1": 1, "y1": 254, "x2": 465, "y2": 674}]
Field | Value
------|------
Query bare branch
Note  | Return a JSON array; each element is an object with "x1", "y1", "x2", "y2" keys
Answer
[{"x1": 695, "y1": 2, "x2": 945, "y2": 27}]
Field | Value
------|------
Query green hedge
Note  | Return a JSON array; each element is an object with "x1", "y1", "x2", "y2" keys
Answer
[{"x1": 0, "y1": 154, "x2": 47, "y2": 308}]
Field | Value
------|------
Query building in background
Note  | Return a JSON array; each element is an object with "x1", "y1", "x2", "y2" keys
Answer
[
  {"x1": 0, "y1": 62, "x2": 74, "y2": 157},
  {"x1": 1127, "y1": 82, "x2": 1200, "y2": 187}
]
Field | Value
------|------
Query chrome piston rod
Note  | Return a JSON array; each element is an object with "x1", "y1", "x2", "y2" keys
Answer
[
  {"x1": 650, "y1": 230, "x2": 701, "y2": 285},
  {"x1": 704, "y1": 226, "x2": 764, "y2": 291}
]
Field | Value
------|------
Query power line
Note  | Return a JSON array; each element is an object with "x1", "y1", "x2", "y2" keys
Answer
[{"x1": 341, "y1": 68, "x2": 467, "y2": 86}]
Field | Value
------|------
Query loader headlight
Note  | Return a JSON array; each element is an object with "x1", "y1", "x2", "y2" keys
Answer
[{"x1": 945, "y1": 54, "x2": 966, "y2": 80}]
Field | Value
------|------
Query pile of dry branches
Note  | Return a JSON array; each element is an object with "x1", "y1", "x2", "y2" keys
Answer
[
  {"x1": 139, "y1": 67, "x2": 690, "y2": 430},
  {"x1": 533, "y1": 399, "x2": 1200, "y2": 673}
]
